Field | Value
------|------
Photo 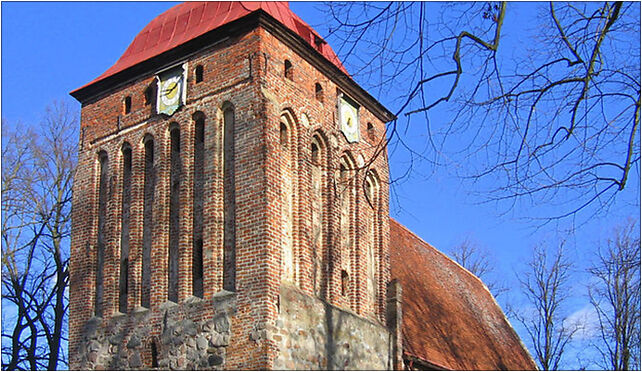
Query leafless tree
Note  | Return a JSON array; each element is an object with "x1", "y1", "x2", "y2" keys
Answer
[
  {"x1": 322, "y1": 2, "x2": 640, "y2": 221},
  {"x1": 1, "y1": 101, "x2": 77, "y2": 370},
  {"x1": 449, "y1": 237, "x2": 506, "y2": 298},
  {"x1": 513, "y1": 243, "x2": 579, "y2": 370},
  {"x1": 588, "y1": 219, "x2": 640, "y2": 370}
]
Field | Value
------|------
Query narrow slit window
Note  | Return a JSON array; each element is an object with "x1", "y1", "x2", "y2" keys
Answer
[
  {"x1": 141, "y1": 138, "x2": 154, "y2": 308},
  {"x1": 150, "y1": 340, "x2": 159, "y2": 368},
  {"x1": 195, "y1": 65, "x2": 204, "y2": 83},
  {"x1": 315, "y1": 83, "x2": 324, "y2": 102},
  {"x1": 95, "y1": 152, "x2": 109, "y2": 317},
  {"x1": 311, "y1": 142, "x2": 319, "y2": 165},
  {"x1": 192, "y1": 114, "x2": 205, "y2": 298},
  {"x1": 119, "y1": 145, "x2": 132, "y2": 313},
  {"x1": 341, "y1": 270, "x2": 349, "y2": 296},
  {"x1": 144, "y1": 85, "x2": 155, "y2": 106},
  {"x1": 284, "y1": 60, "x2": 293, "y2": 80},
  {"x1": 280, "y1": 123, "x2": 288, "y2": 147},
  {"x1": 123, "y1": 96, "x2": 132, "y2": 114},
  {"x1": 367, "y1": 122, "x2": 375, "y2": 140},
  {"x1": 168, "y1": 126, "x2": 181, "y2": 302}
]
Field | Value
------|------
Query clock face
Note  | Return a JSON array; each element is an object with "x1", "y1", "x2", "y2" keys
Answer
[
  {"x1": 338, "y1": 95, "x2": 360, "y2": 143},
  {"x1": 161, "y1": 77, "x2": 180, "y2": 106},
  {"x1": 156, "y1": 66, "x2": 185, "y2": 116}
]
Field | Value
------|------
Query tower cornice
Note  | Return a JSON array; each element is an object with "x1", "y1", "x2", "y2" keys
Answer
[{"x1": 70, "y1": 8, "x2": 396, "y2": 123}]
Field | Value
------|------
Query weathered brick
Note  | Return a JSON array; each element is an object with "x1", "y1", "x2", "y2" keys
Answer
[{"x1": 69, "y1": 4, "x2": 393, "y2": 370}]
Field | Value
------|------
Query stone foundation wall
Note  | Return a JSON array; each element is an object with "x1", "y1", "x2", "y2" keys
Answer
[
  {"x1": 76, "y1": 292, "x2": 235, "y2": 370},
  {"x1": 272, "y1": 285, "x2": 392, "y2": 370}
]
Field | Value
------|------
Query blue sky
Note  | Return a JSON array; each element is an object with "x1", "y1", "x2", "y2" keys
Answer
[{"x1": 2, "y1": 2, "x2": 639, "y2": 369}]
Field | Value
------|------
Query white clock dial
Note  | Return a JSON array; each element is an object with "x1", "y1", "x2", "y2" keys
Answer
[
  {"x1": 156, "y1": 65, "x2": 187, "y2": 116},
  {"x1": 342, "y1": 106, "x2": 357, "y2": 133},
  {"x1": 339, "y1": 96, "x2": 360, "y2": 143},
  {"x1": 161, "y1": 77, "x2": 181, "y2": 106}
]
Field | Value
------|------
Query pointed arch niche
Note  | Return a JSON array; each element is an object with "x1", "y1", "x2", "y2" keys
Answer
[
  {"x1": 119, "y1": 142, "x2": 132, "y2": 314},
  {"x1": 338, "y1": 153, "x2": 356, "y2": 310},
  {"x1": 310, "y1": 131, "x2": 329, "y2": 297},
  {"x1": 222, "y1": 102, "x2": 236, "y2": 292},
  {"x1": 141, "y1": 134, "x2": 155, "y2": 308},
  {"x1": 192, "y1": 112, "x2": 205, "y2": 298},
  {"x1": 168, "y1": 122, "x2": 181, "y2": 303},
  {"x1": 95, "y1": 151, "x2": 109, "y2": 317},
  {"x1": 364, "y1": 170, "x2": 381, "y2": 317},
  {"x1": 279, "y1": 110, "x2": 299, "y2": 285}
]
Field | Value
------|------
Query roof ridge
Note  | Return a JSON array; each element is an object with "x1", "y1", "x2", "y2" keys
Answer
[{"x1": 71, "y1": 1, "x2": 348, "y2": 95}]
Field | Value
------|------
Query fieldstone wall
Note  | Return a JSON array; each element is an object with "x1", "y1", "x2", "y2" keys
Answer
[
  {"x1": 76, "y1": 292, "x2": 235, "y2": 370},
  {"x1": 272, "y1": 285, "x2": 392, "y2": 370}
]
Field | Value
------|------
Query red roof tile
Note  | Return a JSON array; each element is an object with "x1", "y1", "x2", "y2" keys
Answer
[
  {"x1": 72, "y1": 2, "x2": 347, "y2": 93},
  {"x1": 389, "y1": 218, "x2": 537, "y2": 370}
]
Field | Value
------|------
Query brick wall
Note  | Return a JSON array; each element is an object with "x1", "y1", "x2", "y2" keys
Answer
[
  {"x1": 70, "y1": 20, "x2": 392, "y2": 370},
  {"x1": 256, "y1": 27, "x2": 391, "y2": 323}
]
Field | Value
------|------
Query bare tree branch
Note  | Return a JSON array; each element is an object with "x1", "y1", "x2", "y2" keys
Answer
[
  {"x1": 1, "y1": 101, "x2": 77, "y2": 370},
  {"x1": 322, "y1": 1, "x2": 640, "y2": 221},
  {"x1": 512, "y1": 243, "x2": 580, "y2": 370},
  {"x1": 588, "y1": 218, "x2": 641, "y2": 370},
  {"x1": 449, "y1": 237, "x2": 507, "y2": 298}
]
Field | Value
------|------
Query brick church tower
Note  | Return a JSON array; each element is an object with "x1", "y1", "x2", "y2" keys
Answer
[{"x1": 69, "y1": 2, "x2": 399, "y2": 369}]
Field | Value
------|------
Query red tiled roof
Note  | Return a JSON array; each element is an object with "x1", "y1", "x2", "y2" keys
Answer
[
  {"x1": 72, "y1": 2, "x2": 347, "y2": 94},
  {"x1": 389, "y1": 218, "x2": 537, "y2": 370}
]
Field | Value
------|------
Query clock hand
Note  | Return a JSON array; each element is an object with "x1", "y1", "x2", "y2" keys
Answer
[{"x1": 162, "y1": 82, "x2": 178, "y2": 95}]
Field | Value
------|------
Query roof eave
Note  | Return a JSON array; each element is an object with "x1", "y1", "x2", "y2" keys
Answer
[
  {"x1": 403, "y1": 353, "x2": 451, "y2": 371},
  {"x1": 70, "y1": 9, "x2": 396, "y2": 123},
  {"x1": 70, "y1": 11, "x2": 260, "y2": 105},
  {"x1": 256, "y1": 12, "x2": 395, "y2": 123}
]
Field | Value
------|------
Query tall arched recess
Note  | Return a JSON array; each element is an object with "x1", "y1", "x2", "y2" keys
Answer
[
  {"x1": 310, "y1": 131, "x2": 329, "y2": 298},
  {"x1": 119, "y1": 142, "x2": 133, "y2": 314},
  {"x1": 168, "y1": 123, "x2": 181, "y2": 303},
  {"x1": 279, "y1": 109, "x2": 298, "y2": 285},
  {"x1": 222, "y1": 103, "x2": 236, "y2": 292},
  {"x1": 338, "y1": 152, "x2": 356, "y2": 310},
  {"x1": 364, "y1": 170, "x2": 381, "y2": 317},
  {"x1": 192, "y1": 112, "x2": 205, "y2": 298},
  {"x1": 95, "y1": 151, "x2": 109, "y2": 317},
  {"x1": 141, "y1": 134, "x2": 155, "y2": 308}
]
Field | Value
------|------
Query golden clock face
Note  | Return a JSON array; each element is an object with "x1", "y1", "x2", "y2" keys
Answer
[
  {"x1": 156, "y1": 66, "x2": 185, "y2": 116},
  {"x1": 161, "y1": 77, "x2": 180, "y2": 106}
]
